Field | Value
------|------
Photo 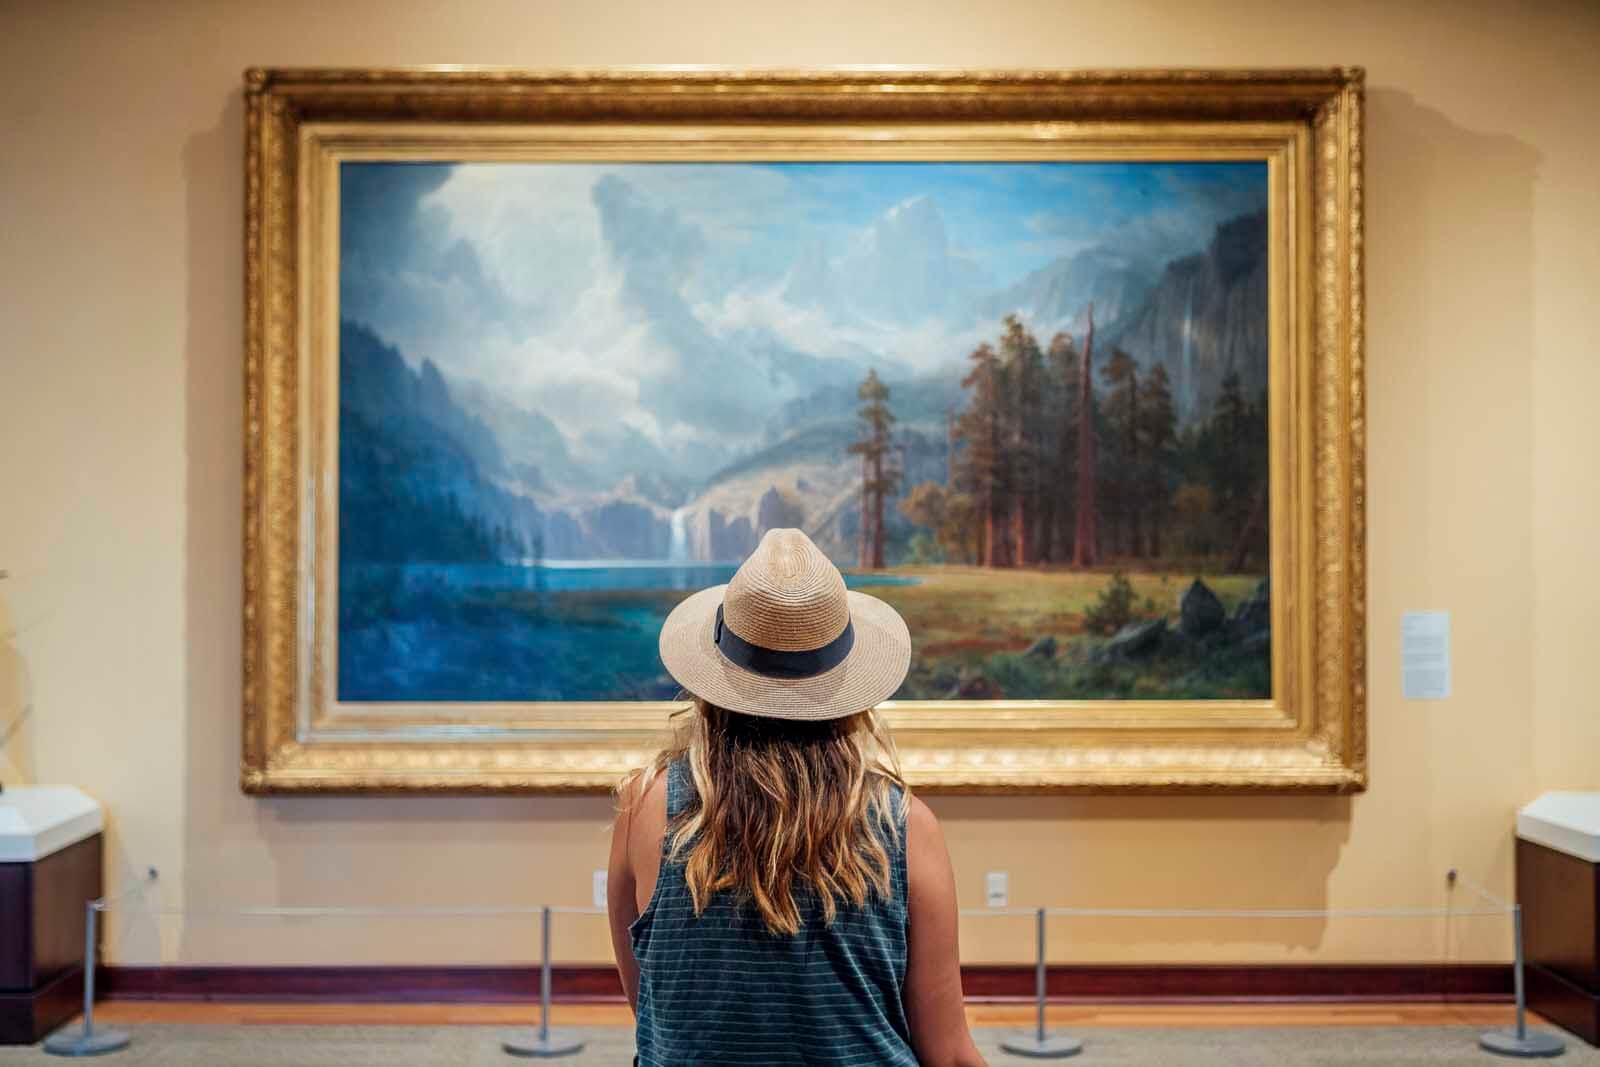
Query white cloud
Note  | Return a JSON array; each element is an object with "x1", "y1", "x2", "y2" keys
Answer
[
  {"x1": 426, "y1": 164, "x2": 606, "y2": 326},
  {"x1": 695, "y1": 281, "x2": 990, "y2": 379},
  {"x1": 621, "y1": 164, "x2": 796, "y2": 249}
]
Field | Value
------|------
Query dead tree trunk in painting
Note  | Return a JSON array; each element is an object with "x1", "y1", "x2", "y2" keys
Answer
[
  {"x1": 857, "y1": 451, "x2": 871, "y2": 568},
  {"x1": 945, "y1": 406, "x2": 957, "y2": 488},
  {"x1": 1012, "y1": 498, "x2": 1029, "y2": 567},
  {"x1": 1072, "y1": 303, "x2": 1099, "y2": 568},
  {"x1": 870, "y1": 446, "x2": 888, "y2": 569}
]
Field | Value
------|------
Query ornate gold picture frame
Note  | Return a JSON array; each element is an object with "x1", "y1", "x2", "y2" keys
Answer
[{"x1": 242, "y1": 67, "x2": 1365, "y2": 794}]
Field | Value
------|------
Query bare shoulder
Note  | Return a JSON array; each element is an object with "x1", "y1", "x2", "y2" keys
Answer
[
  {"x1": 905, "y1": 792, "x2": 943, "y2": 844},
  {"x1": 617, "y1": 767, "x2": 666, "y2": 812},
  {"x1": 618, "y1": 766, "x2": 669, "y2": 805},
  {"x1": 637, "y1": 769, "x2": 668, "y2": 822},
  {"x1": 617, "y1": 768, "x2": 669, "y2": 849},
  {"x1": 903, "y1": 792, "x2": 951, "y2": 885}
]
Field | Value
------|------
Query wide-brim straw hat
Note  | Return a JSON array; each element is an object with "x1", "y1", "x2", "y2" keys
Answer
[{"x1": 658, "y1": 528, "x2": 912, "y2": 721}]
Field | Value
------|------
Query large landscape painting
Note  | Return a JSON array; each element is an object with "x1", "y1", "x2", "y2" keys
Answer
[{"x1": 336, "y1": 160, "x2": 1272, "y2": 705}]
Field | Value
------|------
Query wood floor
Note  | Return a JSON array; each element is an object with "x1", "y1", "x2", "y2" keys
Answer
[{"x1": 92, "y1": 1000, "x2": 1533, "y2": 1030}]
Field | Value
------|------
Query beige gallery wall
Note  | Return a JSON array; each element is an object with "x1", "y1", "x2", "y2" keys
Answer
[{"x1": 1, "y1": 0, "x2": 1597, "y2": 967}]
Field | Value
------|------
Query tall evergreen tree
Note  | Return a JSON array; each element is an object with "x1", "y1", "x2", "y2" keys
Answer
[
  {"x1": 1138, "y1": 363, "x2": 1179, "y2": 557},
  {"x1": 1225, "y1": 385, "x2": 1270, "y2": 571},
  {"x1": 999, "y1": 315, "x2": 1046, "y2": 565},
  {"x1": 956, "y1": 342, "x2": 1009, "y2": 567},
  {"x1": 1099, "y1": 347, "x2": 1142, "y2": 557},
  {"x1": 1210, "y1": 370, "x2": 1254, "y2": 532},
  {"x1": 1042, "y1": 330, "x2": 1080, "y2": 562},
  {"x1": 848, "y1": 368, "x2": 899, "y2": 569}
]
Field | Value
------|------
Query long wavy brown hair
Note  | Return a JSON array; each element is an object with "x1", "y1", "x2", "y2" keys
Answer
[{"x1": 623, "y1": 697, "x2": 908, "y2": 936}]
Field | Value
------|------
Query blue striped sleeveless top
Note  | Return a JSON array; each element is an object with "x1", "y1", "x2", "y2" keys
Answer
[{"x1": 629, "y1": 758, "x2": 918, "y2": 1066}]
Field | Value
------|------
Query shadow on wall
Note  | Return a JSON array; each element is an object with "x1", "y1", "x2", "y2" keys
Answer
[
  {"x1": 0, "y1": 584, "x2": 37, "y2": 787},
  {"x1": 1361, "y1": 84, "x2": 1539, "y2": 922},
  {"x1": 161, "y1": 84, "x2": 1536, "y2": 967}
]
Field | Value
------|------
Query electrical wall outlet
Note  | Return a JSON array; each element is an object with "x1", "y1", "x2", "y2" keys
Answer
[
  {"x1": 986, "y1": 870, "x2": 1009, "y2": 908},
  {"x1": 593, "y1": 869, "x2": 608, "y2": 909}
]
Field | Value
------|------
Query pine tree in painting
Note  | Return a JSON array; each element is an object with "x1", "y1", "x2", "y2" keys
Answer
[
  {"x1": 1100, "y1": 346, "x2": 1142, "y2": 557},
  {"x1": 999, "y1": 315, "x2": 1047, "y2": 566},
  {"x1": 849, "y1": 368, "x2": 899, "y2": 569},
  {"x1": 1138, "y1": 363, "x2": 1179, "y2": 558},
  {"x1": 1043, "y1": 330, "x2": 1080, "y2": 563},
  {"x1": 956, "y1": 342, "x2": 1009, "y2": 567}
]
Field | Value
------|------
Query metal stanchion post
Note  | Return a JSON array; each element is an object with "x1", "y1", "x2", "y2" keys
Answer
[
  {"x1": 999, "y1": 908, "x2": 1081, "y2": 1059},
  {"x1": 1479, "y1": 905, "x2": 1565, "y2": 1058},
  {"x1": 503, "y1": 906, "x2": 585, "y2": 1058},
  {"x1": 44, "y1": 901, "x2": 131, "y2": 1057}
]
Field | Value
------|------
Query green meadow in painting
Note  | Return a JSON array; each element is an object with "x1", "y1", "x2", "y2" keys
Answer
[{"x1": 335, "y1": 161, "x2": 1271, "y2": 703}]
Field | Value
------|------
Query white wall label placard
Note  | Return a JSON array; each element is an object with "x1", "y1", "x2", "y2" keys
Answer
[{"x1": 1402, "y1": 611, "x2": 1452, "y2": 700}]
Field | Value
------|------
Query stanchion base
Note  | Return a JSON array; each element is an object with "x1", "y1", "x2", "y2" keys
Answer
[
  {"x1": 503, "y1": 1031, "x2": 586, "y2": 1058},
  {"x1": 43, "y1": 1026, "x2": 133, "y2": 1057},
  {"x1": 1479, "y1": 1028, "x2": 1566, "y2": 1058},
  {"x1": 999, "y1": 1031, "x2": 1083, "y2": 1059}
]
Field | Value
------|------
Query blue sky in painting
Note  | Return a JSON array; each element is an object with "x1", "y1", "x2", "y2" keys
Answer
[{"x1": 739, "y1": 161, "x2": 1262, "y2": 280}]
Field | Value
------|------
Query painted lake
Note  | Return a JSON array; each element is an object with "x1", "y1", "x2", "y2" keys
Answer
[{"x1": 337, "y1": 561, "x2": 918, "y2": 703}]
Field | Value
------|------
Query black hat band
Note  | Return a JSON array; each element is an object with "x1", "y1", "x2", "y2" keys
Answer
[{"x1": 713, "y1": 602, "x2": 855, "y2": 679}]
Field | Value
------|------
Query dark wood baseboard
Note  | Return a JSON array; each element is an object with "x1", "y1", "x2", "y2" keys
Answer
[
  {"x1": 99, "y1": 963, "x2": 1513, "y2": 1005},
  {"x1": 962, "y1": 963, "x2": 1511, "y2": 1002}
]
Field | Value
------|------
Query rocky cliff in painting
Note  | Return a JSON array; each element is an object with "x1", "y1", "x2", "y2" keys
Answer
[
  {"x1": 1109, "y1": 211, "x2": 1269, "y2": 422},
  {"x1": 982, "y1": 245, "x2": 1157, "y2": 337}
]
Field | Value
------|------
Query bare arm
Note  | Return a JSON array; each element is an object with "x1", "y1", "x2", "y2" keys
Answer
[
  {"x1": 606, "y1": 774, "x2": 643, "y2": 1014},
  {"x1": 904, "y1": 795, "x2": 987, "y2": 1067}
]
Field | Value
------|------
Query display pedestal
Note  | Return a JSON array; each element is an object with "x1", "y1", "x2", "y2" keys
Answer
[
  {"x1": 1518, "y1": 792, "x2": 1600, "y2": 1047},
  {"x1": 0, "y1": 788, "x2": 104, "y2": 1045}
]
